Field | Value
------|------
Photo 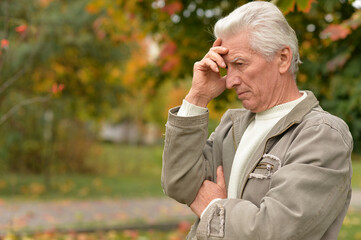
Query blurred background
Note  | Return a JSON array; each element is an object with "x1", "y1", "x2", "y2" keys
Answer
[{"x1": 0, "y1": 0, "x2": 361, "y2": 239}]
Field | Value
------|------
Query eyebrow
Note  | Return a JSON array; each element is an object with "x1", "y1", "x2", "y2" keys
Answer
[{"x1": 230, "y1": 57, "x2": 246, "y2": 63}]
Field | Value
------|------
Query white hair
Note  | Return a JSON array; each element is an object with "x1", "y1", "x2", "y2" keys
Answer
[{"x1": 214, "y1": 1, "x2": 301, "y2": 79}]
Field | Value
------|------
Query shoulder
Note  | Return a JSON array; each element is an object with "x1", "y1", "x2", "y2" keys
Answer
[{"x1": 300, "y1": 106, "x2": 353, "y2": 149}]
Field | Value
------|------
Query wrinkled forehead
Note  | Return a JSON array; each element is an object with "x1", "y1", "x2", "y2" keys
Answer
[{"x1": 220, "y1": 32, "x2": 257, "y2": 63}]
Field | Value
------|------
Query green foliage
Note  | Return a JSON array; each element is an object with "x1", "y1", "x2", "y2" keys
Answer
[
  {"x1": 0, "y1": 143, "x2": 164, "y2": 200},
  {"x1": 0, "y1": 0, "x2": 130, "y2": 119},
  {"x1": 133, "y1": 0, "x2": 361, "y2": 150},
  {"x1": 0, "y1": 0, "x2": 132, "y2": 174},
  {"x1": 339, "y1": 209, "x2": 361, "y2": 240},
  {"x1": 0, "y1": 103, "x2": 44, "y2": 173},
  {"x1": 279, "y1": 0, "x2": 361, "y2": 151},
  {"x1": 1, "y1": 0, "x2": 361, "y2": 175},
  {"x1": 351, "y1": 154, "x2": 361, "y2": 189},
  {"x1": 104, "y1": 0, "x2": 361, "y2": 150},
  {"x1": 0, "y1": 100, "x2": 97, "y2": 174}
]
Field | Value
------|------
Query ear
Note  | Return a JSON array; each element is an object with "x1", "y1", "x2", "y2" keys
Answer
[{"x1": 278, "y1": 46, "x2": 292, "y2": 75}]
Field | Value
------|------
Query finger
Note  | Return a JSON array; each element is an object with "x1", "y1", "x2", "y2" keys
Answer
[
  {"x1": 216, "y1": 165, "x2": 226, "y2": 189},
  {"x1": 207, "y1": 50, "x2": 227, "y2": 68},
  {"x1": 212, "y1": 38, "x2": 222, "y2": 47},
  {"x1": 202, "y1": 180, "x2": 214, "y2": 187},
  {"x1": 198, "y1": 58, "x2": 219, "y2": 73},
  {"x1": 210, "y1": 46, "x2": 229, "y2": 56}
]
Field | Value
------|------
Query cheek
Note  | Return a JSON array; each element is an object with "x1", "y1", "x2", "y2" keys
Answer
[{"x1": 254, "y1": 67, "x2": 277, "y2": 90}]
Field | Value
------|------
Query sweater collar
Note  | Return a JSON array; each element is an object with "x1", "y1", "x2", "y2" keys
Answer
[{"x1": 230, "y1": 90, "x2": 319, "y2": 148}]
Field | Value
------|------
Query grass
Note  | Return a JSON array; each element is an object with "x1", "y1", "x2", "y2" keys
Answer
[
  {"x1": 0, "y1": 143, "x2": 165, "y2": 200},
  {"x1": 339, "y1": 208, "x2": 361, "y2": 240},
  {"x1": 1, "y1": 144, "x2": 361, "y2": 200},
  {"x1": 352, "y1": 154, "x2": 361, "y2": 189}
]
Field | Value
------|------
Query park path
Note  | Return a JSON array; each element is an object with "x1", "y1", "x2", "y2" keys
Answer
[
  {"x1": 0, "y1": 197, "x2": 195, "y2": 236},
  {"x1": 1, "y1": 190, "x2": 361, "y2": 236}
]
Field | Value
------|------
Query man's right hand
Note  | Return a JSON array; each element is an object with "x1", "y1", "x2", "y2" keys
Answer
[
  {"x1": 185, "y1": 38, "x2": 229, "y2": 107},
  {"x1": 190, "y1": 165, "x2": 227, "y2": 218}
]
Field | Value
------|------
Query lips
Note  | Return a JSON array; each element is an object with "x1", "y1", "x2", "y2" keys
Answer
[{"x1": 237, "y1": 91, "x2": 249, "y2": 99}]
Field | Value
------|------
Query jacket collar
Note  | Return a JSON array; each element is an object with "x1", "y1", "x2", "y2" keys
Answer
[
  {"x1": 229, "y1": 90, "x2": 320, "y2": 198},
  {"x1": 230, "y1": 90, "x2": 319, "y2": 149}
]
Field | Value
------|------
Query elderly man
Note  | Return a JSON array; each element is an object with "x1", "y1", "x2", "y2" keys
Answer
[{"x1": 162, "y1": 1, "x2": 353, "y2": 239}]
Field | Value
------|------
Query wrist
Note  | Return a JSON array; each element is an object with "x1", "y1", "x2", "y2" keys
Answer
[
  {"x1": 185, "y1": 90, "x2": 211, "y2": 108},
  {"x1": 200, "y1": 198, "x2": 222, "y2": 219}
]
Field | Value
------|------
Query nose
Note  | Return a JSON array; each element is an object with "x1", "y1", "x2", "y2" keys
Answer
[{"x1": 225, "y1": 68, "x2": 241, "y2": 89}]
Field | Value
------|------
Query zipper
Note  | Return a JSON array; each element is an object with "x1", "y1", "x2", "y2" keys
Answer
[
  {"x1": 230, "y1": 115, "x2": 237, "y2": 152},
  {"x1": 255, "y1": 163, "x2": 273, "y2": 178},
  {"x1": 266, "y1": 164, "x2": 272, "y2": 178},
  {"x1": 255, "y1": 162, "x2": 274, "y2": 169}
]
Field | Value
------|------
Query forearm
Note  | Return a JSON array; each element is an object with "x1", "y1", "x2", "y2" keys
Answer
[
  {"x1": 197, "y1": 164, "x2": 350, "y2": 239},
  {"x1": 161, "y1": 106, "x2": 213, "y2": 205}
]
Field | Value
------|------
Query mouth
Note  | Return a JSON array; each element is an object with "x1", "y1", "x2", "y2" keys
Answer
[{"x1": 237, "y1": 91, "x2": 249, "y2": 99}]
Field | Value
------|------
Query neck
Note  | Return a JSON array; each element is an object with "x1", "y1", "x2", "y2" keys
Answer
[{"x1": 271, "y1": 75, "x2": 301, "y2": 108}]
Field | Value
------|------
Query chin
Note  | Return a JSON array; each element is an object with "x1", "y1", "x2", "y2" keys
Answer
[
  {"x1": 242, "y1": 103, "x2": 260, "y2": 113},
  {"x1": 240, "y1": 100, "x2": 251, "y2": 109}
]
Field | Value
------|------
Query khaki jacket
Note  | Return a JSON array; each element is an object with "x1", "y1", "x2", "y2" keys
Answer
[{"x1": 162, "y1": 91, "x2": 353, "y2": 240}]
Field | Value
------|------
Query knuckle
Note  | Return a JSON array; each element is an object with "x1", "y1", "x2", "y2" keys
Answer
[{"x1": 203, "y1": 180, "x2": 211, "y2": 185}]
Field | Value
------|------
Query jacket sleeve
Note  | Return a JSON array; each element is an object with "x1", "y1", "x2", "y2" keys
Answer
[
  {"x1": 196, "y1": 121, "x2": 353, "y2": 240},
  {"x1": 161, "y1": 107, "x2": 232, "y2": 206}
]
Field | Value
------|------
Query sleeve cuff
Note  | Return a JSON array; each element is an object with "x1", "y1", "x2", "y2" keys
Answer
[
  {"x1": 177, "y1": 99, "x2": 208, "y2": 117},
  {"x1": 200, "y1": 198, "x2": 222, "y2": 219}
]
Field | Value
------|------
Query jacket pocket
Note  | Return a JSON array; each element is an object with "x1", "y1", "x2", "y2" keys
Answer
[
  {"x1": 249, "y1": 153, "x2": 282, "y2": 179},
  {"x1": 242, "y1": 154, "x2": 282, "y2": 207}
]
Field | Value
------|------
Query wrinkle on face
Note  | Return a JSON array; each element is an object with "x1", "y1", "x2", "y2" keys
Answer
[{"x1": 220, "y1": 32, "x2": 284, "y2": 112}]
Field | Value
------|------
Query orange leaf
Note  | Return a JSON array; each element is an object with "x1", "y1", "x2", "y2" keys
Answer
[
  {"x1": 39, "y1": 0, "x2": 52, "y2": 8},
  {"x1": 274, "y1": 0, "x2": 315, "y2": 14},
  {"x1": 86, "y1": 3, "x2": 100, "y2": 14},
  {"x1": 161, "y1": 56, "x2": 180, "y2": 73},
  {"x1": 52, "y1": 83, "x2": 65, "y2": 94},
  {"x1": 326, "y1": 51, "x2": 350, "y2": 72},
  {"x1": 296, "y1": 0, "x2": 315, "y2": 13},
  {"x1": 274, "y1": 0, "x2": 296, "y2": 14},
  {"x1": 178, "y1": 221, "x2": 192, "y2": 233},
  {"x1": 15, "y1": 25, "x2": 27, "y2": 33},
  {"x1": 1, "y1": 39, "x2": 9, "y2": 49},
  {"x1": 321, "y1": 24, "x2": 351, "y2": 41},
  {"x1": 161, "y1": 2, "x2": 183, "y2": 16},
  {"x1": 159, "y1": 41, "x2": 177, "y2": 59}
]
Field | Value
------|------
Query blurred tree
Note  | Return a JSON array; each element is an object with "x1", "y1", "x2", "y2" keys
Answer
[
  {"x1": 0, "y1": 0, "x2": 132, "y2": 174},
  {"x1": 85, "y1": 0, "x2": 250, "y2": 126},
  {"x1": 275, "y1": 0, "x2": 361, "y2": 151},
  {"x1": 1, "y1": 0, "x2": 360, "y2": 177},
  {"x1": 86, "y1": 0, "x2": 361, "y2": 151}
]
